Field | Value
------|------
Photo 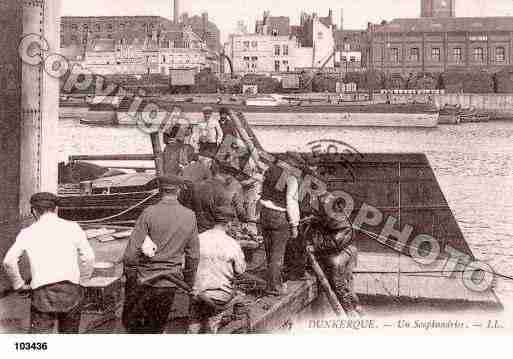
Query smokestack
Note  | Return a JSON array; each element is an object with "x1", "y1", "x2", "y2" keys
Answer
[
  {"x1": 340, "y1": 8, "x2": 344, "y2": 30},
  {"x1": 174, "y1": 0, "x2": 180, "y2": 23}
]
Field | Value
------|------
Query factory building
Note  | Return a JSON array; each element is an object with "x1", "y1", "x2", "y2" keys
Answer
[{"x1": 367, "y1": 0, "x2": 513, "y2": 75}]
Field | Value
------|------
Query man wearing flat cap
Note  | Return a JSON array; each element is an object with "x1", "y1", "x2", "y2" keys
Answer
[
  {"x1": 123, "y1": 175, "x2": 200, "y2": 333},
  {"x1": 198, "y1": 105, "x2": 223, "y2": 158},
  {"x1": 3, "y1": 192, "x2": 95, "y2": 334},
  {"x1": 188, "y1": 205, "x2": 246, "y2": 334}
]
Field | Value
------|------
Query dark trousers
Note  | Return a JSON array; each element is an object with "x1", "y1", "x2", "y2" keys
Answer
[
  {"x1": 30, "y1": 305, "x2": 81, "y2": 334},
  {"x1": 261, "y1": 206, "x2": 290, "y2": 291},
  {"x1": 123, "y1": 283, "x2": 176, "y2": 334},
  {"x1": 284, "y1": 223, "x2": 308, "y2": 281}
]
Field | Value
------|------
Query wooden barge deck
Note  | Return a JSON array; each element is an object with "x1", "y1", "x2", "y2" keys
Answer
[{"x1": 0, "y1": 153, "x2": 503, "y2": 333}]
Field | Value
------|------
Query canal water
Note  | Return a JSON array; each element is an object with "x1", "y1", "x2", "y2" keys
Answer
[{"x1": 58, "y1": 119, "x2": 513, "y2": 304}]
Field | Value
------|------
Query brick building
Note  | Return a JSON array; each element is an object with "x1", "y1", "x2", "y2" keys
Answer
[
  {"x1": 368, "y1": 16, "x2": 513, "y2": 75},
  {"x1": 421, "y1": 0, "x2": 455, "y2": 18},
  {"x1": 60, "y1": 15, "x2": 220, "y2": 74},
  {"x1": 61, "y1": 14, "x2": 221, "y2": 52}
]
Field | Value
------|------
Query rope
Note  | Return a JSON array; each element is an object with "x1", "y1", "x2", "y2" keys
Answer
[{"x1": 78, "y1": 190, "x2": 160, "y2": 225}]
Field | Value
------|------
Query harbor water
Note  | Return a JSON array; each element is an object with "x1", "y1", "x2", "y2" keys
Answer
[{"x1": 58, "y1": 118, "x2": 513, "y2": 306}]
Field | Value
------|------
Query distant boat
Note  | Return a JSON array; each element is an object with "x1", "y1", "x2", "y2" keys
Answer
[{"x1": 76, "y1": 97, "x2": 439, "y2": 128}]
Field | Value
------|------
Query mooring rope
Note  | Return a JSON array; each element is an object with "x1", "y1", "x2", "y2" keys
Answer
[{"x1": 78, "y1": 190, "x2": 159, "y2": 225}]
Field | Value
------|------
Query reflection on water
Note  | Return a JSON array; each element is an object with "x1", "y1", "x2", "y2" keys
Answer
[{"x1": 59, "y1": 119, "x2": 513, "y2": 303}]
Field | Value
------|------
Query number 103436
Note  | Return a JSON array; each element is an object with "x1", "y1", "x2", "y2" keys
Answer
[{"x1": 14, "y1": 342, "x2": 48, "y2": 351}]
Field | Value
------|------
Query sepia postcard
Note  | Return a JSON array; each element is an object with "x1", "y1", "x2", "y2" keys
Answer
[{"x1": 0, "y1": 0, "x2": 512, "y2": 353}]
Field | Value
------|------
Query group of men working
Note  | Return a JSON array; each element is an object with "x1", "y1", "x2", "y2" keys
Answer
[{"x1": 2, "y1": 105, "x2": 360, "y2": 334}]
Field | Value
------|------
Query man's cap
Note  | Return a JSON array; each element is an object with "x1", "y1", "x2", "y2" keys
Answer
[
  {"x1": 30, "y1": 192, "x2": 59, "y2": 208},
  {"x1": 213, "y1": 205, "x2": 236, "y2": 224},
  {"x1": 202, "y1": 106, "x2": 214, "y2": 114},
  {"x1": 157, "y1": 175, "x2": 186, "y2": 190},
  {"x1": 219, "y1": 107, "x2": 230, "y2": 116}
]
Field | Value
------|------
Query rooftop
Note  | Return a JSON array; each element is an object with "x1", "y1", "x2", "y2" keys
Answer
[{"x1": 371, "y1": 16, "x2": 513, "y2": 33}]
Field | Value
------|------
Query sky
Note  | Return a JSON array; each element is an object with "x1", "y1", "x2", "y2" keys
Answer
[{"x1": 61, "y1": 0, "x2": 509, "y2": 42}]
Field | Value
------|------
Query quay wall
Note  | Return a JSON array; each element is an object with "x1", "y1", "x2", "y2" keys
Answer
[{"x1": 375, "y1": 93, "x2": 513, "y2": 119}]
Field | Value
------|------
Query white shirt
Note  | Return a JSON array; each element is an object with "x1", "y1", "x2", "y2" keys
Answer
[
  {"x1": 260, "y1": 175, "x2": 300, "y2": 227},
  {"x1": 193, "y1": 227, "x2": 246, "y2": 302},
  {"x1": 2, "y1": 213, "x2": 95, "y2": 290},
  {"x1": 198, "y1": 117, "x2": 224, "y2": 144}
]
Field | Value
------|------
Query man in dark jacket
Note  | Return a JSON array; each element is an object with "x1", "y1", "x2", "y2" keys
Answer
[
  {"x1": 162, "y1": 123, "x2": 195, "y2": 176},
  {"x1": 191, "y1": 160, "x2": 249, "y2": 234},
  {"x1": 122, "y1": 175, "x2": 200, "y2": 334}
]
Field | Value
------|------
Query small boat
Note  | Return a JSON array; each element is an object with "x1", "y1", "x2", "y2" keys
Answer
[
  {"x1": 244, "y1": 95, "x2": 285, "y2": 107},
  {"x1": 439, "y1": 104, "x2": 461, "y2": 125}
]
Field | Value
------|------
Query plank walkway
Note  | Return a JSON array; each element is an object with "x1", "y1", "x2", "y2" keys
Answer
[{"x1": 354, "y1": 252, "x2": 502, "y2": 309}]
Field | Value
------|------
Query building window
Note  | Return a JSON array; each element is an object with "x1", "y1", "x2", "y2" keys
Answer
[
  {"x1": 453, "y1": 47, "x2": 462, "y2": 63},
  {"x1": 251, "y1": 41, "x2": 258, "y2": 49},
  {"x1": 274, "y1": 45, "x2": 281, "y2": 56},
  {"x1": 431, "y1": 48, "x2": 441, "y2": 62},
  {"x1": 410, "y1": 47, "x2": 420, "y2": 62},
  {"x1": 243, "y1": 41, "x2": 250, "y2": 51},
  {"x1": 71, "y1": 24, "x2": 78, "y2": 31},
  {"x1": 95, "y1": 24, "x2": 101, "y2": 32},
  {"x1": 391, "y1": 48, "x2": 399, "y2": 63},
  {"x1": 283, "y1": 60, "x2": 289, "y2": 71},
  {"x1": 83, "y1": 24, "x2": 88, "y2": 31},
  {"x1": 142, "y1": 23, "x2": 147, "y2": 31},
  {"x1": 70, "y1": 35, "x2": 77, "y2": 41},
  {"x1": 283, "y1": 44, "x2": 289, "y2": 56},
  {"x1": 251, "y1": 56, "x2": 258, "y2": 69},
  {"x1": 473, "y1": 47, "x2": 484, "y2": 62},
  {"x1": 107, "y1": 23, "x2": 113, "y2": 32},
  {"x1": 350, "y1": 56, "x2": 356, "y2": 63},
  {"x1": 162, "y1": 55, "x2": 166, "y2": 63},
  {"x1": 60, "y1": 35, "x2": 64, "y2": 44},
  {"x1": 82, "y1": 38, "x2": 87, "y2": 44},
  {"x1": 496, "y1": 47, "x2": 506, "y2": 62},
  {"x1": 275, "y1": 60, "x2": 280, "y2": 72},
  {"x1": 107, "y1": 34, "x2": 112, "y2": 39},
  {"x1": 119, "y1": 23, "x2": 125, "y2": 31}
]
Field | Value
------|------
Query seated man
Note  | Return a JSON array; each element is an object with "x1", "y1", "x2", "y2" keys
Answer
[{"x1": 188, "y1": 206, "x2": 246, "y2": 334}]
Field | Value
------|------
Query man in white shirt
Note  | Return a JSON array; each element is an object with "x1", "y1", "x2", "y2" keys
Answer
[
  {"x1": 259, "y1": 152, "x2": 303, "y2": 296},
  {"x1": 198, "y1": 106, "x2": 223, "y2": 157},
  {"x1": 188, "y1": 206, "x2": 246, "y2": 334},
  {"x1": 2, "y1": 192, "x2": 95, "y2": 334}
]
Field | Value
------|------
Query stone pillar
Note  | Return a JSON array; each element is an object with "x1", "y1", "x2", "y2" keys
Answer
[{"x1": 0, "y1": 0, "x2": 60, "y2": 292}]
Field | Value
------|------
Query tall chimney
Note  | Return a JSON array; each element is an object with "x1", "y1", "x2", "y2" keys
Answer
[
  {"x1": 340, "y1": 8, "x2": 344, "y2": 30},
  {"x1": 174, "y1": 0, "x2": 180, "y2": 23}
]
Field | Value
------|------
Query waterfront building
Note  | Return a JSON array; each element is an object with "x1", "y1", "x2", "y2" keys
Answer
[
  {"x1": 61, "y1": 16, "x2": 217, "y2": 74},
  {"x1": 366, "y1": 0, "x2": 513, "y2": 75},
  {"x1": 226, "y1": 11, "x2": 336, "y2": 75}
]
